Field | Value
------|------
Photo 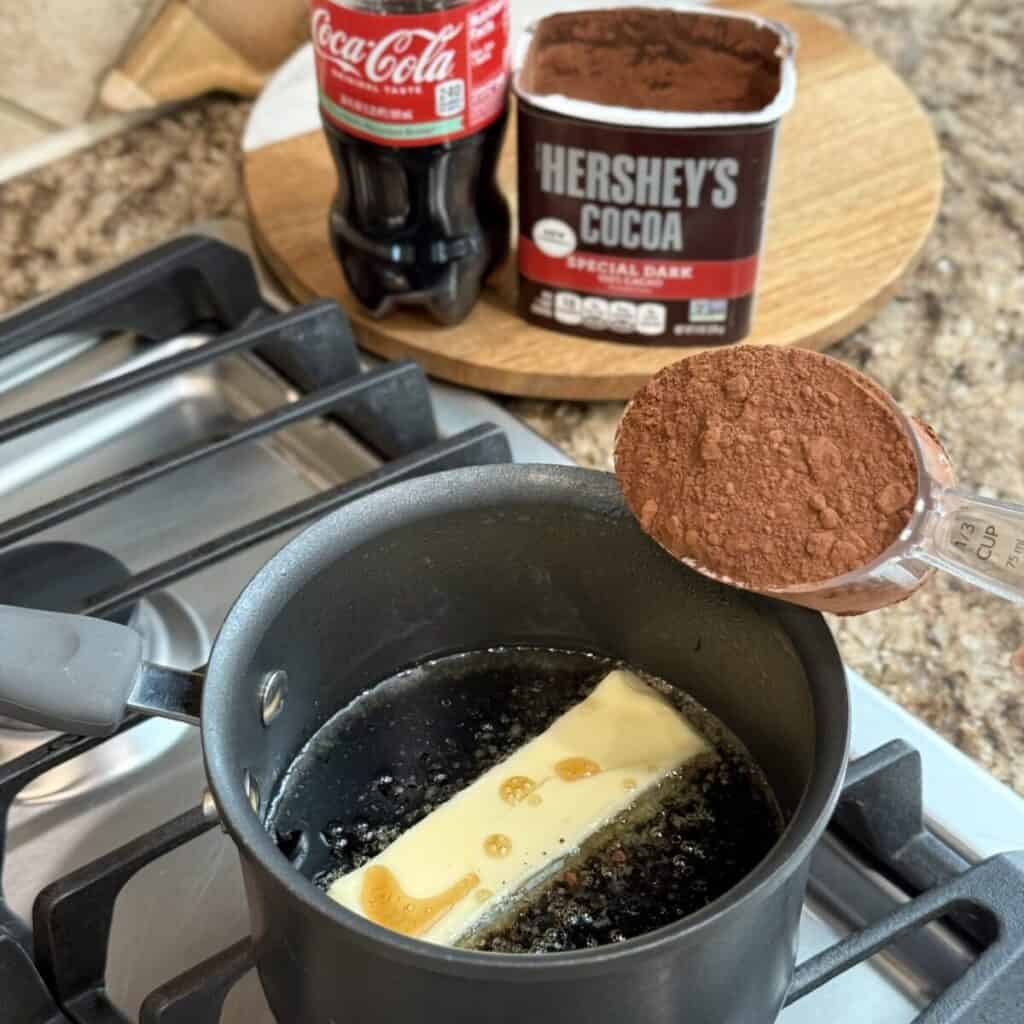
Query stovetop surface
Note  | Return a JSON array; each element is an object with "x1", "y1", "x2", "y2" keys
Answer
[{"x1": 2, "y1": 222, "x2": 1024, "y2": 1023}]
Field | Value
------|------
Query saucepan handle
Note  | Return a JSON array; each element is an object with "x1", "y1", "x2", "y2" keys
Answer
[{"x1": 0, "y1": 604, "x2": 203, "y2": 736}]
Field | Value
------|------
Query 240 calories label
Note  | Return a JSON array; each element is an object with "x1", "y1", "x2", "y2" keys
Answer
[{"x1": 311, "y1": 0, "x2": 509, "y2": 147}]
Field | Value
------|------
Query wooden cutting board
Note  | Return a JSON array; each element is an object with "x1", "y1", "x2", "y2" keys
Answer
[{"x1": 244, "y1": 0, "x2": 941, "y2": 400}]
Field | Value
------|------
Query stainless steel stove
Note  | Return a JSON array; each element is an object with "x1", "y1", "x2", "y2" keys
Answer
[{"x1": 2, "y1": 222, "x2": 1023, "y2": 1024}]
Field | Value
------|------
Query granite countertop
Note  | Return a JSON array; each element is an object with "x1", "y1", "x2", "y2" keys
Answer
[{"x1": 1, "y1": 2, "x2": 1021, "y2": 790}]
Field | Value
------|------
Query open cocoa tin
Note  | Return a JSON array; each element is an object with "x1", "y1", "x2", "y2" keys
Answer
[{"x1": 512, "y1": 2, "x2": 797, "y2": 346}]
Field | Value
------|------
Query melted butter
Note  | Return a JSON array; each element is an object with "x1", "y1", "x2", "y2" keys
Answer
[
  {"x1": 623, "y1": 777, "x2": 638, "y2": 791},
  {"x1": 330, "y1": 670, "x2": 711, "y2": 946},
  {"x1": 361, "y1": 865, "x2": 479, "y2": 938},
  {"x1": 483, "y1": 833, "x2": 513, "y2": 858},
  {"x1": 499, "y1": 775, "x2": 537, "y2": 805},
  {"x1": 555, "y1": 756, "x2": 602, "y2": 781},
  {"x1": 475, "y1": 888, "x2": 495, "y2": 903}
]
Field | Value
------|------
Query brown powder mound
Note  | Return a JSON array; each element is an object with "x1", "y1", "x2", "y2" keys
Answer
[
  {"x1": 613, "y1": 347, "x2": 919, "y2": 590},
  {"x1": 520, "y1": 8, "x2": 782, "y2": 114}
]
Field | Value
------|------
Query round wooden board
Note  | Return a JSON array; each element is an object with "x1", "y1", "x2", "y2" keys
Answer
[{"x1": 244, "y1": 0, "x2": 941, "y2": 400}]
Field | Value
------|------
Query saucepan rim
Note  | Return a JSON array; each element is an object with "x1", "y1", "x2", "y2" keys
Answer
[{"x1": 204, "y1": 464, "x2": 850, "y2": 977}]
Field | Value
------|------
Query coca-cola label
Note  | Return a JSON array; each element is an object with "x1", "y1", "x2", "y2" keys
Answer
[{"x1": 311, "y1": 0, "x2": 509, "y2": 146}]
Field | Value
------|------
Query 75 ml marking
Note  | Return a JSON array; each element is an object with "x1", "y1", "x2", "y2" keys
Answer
[
  {"x1": 1009, "y1": 537, "x2": 1024, "y2": 572},
  {"x1": 953, "y1": 520, "x2": 1024, "y2": 572}
]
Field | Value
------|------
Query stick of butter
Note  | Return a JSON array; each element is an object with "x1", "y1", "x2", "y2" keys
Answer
[{"x1": 328, "y1": 669, "x2": 710, "y2": 945}]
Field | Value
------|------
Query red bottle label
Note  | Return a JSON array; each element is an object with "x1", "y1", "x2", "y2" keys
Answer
[{"x1": 311, "y1": 0, "x2": 509, "y2": 147}]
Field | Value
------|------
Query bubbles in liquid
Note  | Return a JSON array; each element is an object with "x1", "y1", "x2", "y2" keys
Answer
[
  {"x1": 361, "y1": 865, "x2": 480, "y2": 938},
  {"x1": 554, "y1": 757, "x2": 602, "y2": 781},
  {"x1": 283, "y1": 647, "x2": 782, "y2": 955},
  {"x1": 483, "y1": 833, "x2": 513, "y2": 858},
  {"x1": 499, "y1": 776, "x2": 537, "y2": 805},
  {"x1": 466, "y1": 742, "x2": 782, "y2": 954}
]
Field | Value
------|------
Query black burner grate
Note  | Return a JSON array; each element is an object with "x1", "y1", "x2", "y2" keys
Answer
[
  {"x1": 0, "y1": 233, "x2": 510, "y2": 1021},
  {"x1": 1, "y1": 236, "x2": 1022, "y2": 1023},
  {"x1": 4, "y1": 735, "x2": 1023, "y2": 1023}
]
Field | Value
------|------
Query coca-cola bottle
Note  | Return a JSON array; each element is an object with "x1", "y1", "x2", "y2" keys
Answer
[{"x1": 310, "y1": 0, "x2": 511, "y2": 325}]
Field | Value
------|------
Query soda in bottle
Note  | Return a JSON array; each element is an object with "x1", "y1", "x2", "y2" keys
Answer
[{"x1": 310, "y1": 0, "x2": 511, "y2": 325}]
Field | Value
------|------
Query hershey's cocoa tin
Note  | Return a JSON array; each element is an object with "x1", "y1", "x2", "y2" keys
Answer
[{"x1": 513, "y1": 4, "x2": 797, "y2": 346}]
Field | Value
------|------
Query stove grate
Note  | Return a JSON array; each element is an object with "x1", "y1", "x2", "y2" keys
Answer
[
  {"x1": 0, "y1": 231, "x2": 510, "y2": 1021},
  {"x1": 0, "y1": 236, "x2": 510, "y2": 625},
  {"x1": 0, "y1": 235, "x2": 262, "y2": 362},
  {"x1": 7, "y1": 738, "x2": 1023, "y2": 1023},
  {"x1": 2, "y1": 236, "x2": 1023, "y2": 1023}
]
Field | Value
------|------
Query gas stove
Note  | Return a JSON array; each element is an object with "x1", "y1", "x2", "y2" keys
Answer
[{"x1": 1, "y1": 222, "x2": 1023, "y2": 1024}]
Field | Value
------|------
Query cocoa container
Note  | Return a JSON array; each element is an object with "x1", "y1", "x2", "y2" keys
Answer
[{"x1": 513, "y1": 4, "x2": 797, "y2": 345}]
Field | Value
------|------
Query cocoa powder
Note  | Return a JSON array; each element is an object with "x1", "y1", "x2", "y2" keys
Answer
[
  {"x1": 520, "y1": 8, "x2": 782, "y2": 114},
  {"x1": 613, "y1": 348, "x2": 919, "y2": 589}
]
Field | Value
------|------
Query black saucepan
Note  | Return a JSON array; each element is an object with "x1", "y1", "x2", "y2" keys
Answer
[{"x1": 0, "y1": 465, "x2": 849, "y2": 1023}]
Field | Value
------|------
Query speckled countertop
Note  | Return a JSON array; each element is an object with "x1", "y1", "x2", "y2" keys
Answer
[{"x1": 1, "y1": 1, "x2": 1021, "y2": 790}]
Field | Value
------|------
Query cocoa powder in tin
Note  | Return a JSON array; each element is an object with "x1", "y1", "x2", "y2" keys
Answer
[
  {"x1": 521, "y1": 8, "x2": 783, "y2": 114},
  {"x1": 614, "y1": 348, "x2": 918, "y2": 589}
]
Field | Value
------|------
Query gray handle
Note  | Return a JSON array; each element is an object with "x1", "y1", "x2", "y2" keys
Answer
[{"x1": 0, "y1": 604, "x2": 144, "y2": 736}]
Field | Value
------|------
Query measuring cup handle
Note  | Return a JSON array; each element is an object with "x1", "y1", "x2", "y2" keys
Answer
[{"x1": 920, "y1": 489, "x2": 1024, "y2": 605}]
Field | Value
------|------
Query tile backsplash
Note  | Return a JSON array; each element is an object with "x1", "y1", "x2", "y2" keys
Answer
[{"x1": 0, "y1": 0, "x2": 165, "y2": 155}]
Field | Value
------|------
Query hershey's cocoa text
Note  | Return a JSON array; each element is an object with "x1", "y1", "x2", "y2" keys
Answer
[{"x1": 537, "y1": 143, "x2": 739, "y2": 253}]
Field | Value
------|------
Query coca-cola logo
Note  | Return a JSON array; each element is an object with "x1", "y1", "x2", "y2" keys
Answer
[{"x1": 313, "y1": 9, "x2": 461, "y2": 85}]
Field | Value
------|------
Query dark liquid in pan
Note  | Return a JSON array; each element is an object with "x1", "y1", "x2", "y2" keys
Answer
[{"x1": 268, "y1": 648, "x2": 784, "y2": 953}]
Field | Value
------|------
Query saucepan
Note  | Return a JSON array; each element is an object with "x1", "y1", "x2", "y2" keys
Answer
[{"x1": 0, "y1": 465, "x2": 848, "y2": 1023}]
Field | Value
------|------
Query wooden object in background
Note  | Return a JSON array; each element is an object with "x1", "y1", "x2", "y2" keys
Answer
[
  {"x1": 244, "y1": 0, "x2": 942, "y2": 400},
  {"x1": 101, "y1": 0, "x2": 308, "y2": 110}
]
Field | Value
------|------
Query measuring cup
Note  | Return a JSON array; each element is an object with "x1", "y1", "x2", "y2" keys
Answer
[{"x1": 761, "y1": 393, "x2": 1024, "y2": 615}]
